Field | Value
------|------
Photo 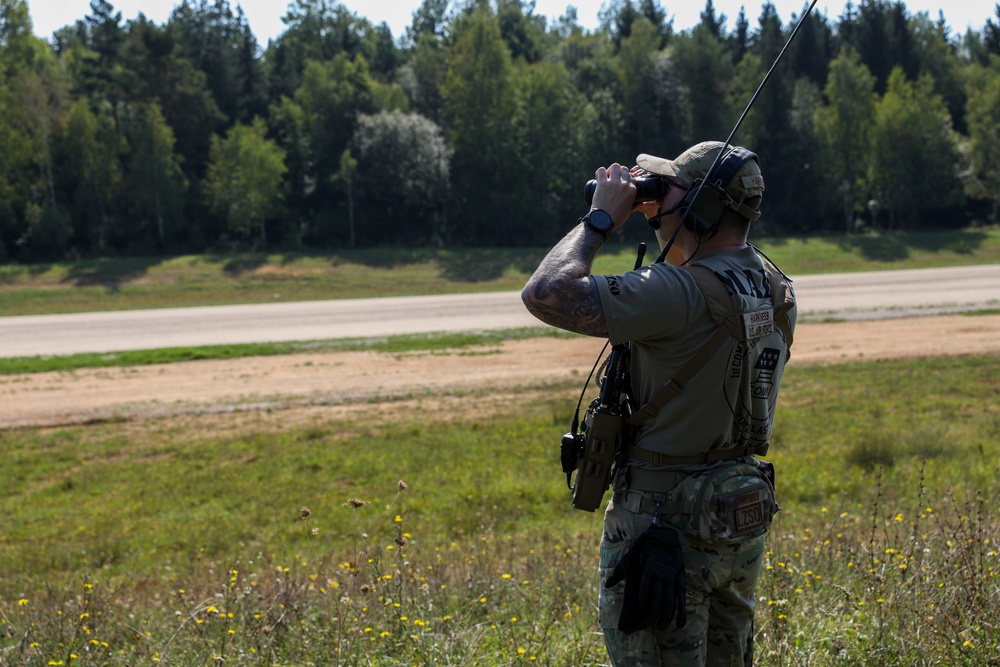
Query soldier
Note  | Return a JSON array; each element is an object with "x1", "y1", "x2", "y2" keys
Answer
[{"x1": 522, "y1": 141, "x2": 796, "y2": 666}]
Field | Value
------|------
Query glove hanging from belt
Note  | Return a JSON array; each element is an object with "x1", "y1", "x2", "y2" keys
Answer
[{"x1": 605, "y1": 522, "x2": 687, "y2": 634}]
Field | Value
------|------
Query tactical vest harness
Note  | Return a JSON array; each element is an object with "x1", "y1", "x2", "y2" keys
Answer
[{"x1": 622, "y1": 255, "x2": 795, "y2": 467}]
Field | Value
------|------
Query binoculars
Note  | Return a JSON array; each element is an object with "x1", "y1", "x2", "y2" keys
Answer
[{"x1": 584, "y1": 176, "x2": 672, "y2": 206}]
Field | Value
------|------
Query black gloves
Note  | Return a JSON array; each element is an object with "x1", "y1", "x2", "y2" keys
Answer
[{"x1": 605, "y1": 523, "x2": 687, "y2": 634}]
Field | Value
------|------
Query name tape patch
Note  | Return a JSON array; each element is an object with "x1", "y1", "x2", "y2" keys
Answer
[
  {"x1": 731, "y1": 491, "x2": 766, "y2": 533},
  {"x1": 743, "y1": 308, "x2": 774, "y2": 339}
]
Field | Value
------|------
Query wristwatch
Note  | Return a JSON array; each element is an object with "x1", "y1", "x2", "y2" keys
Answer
[{"x1": 583, "y1": 208, "x2": 614, "y2": 239}]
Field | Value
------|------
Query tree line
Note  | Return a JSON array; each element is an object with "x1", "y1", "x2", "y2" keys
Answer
[{"x1": 1, "y1": 0, "x2": 999, "y2": 260}]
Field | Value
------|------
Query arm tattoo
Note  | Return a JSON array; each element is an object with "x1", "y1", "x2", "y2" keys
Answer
[{"x1": 521, "y1": 223, "x2": 610, "y2": 337}]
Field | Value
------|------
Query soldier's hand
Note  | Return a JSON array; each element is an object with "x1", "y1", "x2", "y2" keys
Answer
[{"x1": 590, "y1": 163, "x2": 635, "y2": 231}]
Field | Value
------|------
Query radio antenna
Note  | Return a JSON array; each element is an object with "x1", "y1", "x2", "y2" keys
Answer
[{"x1": 654, "y1": 0, "x2": 821, "y2": 265}]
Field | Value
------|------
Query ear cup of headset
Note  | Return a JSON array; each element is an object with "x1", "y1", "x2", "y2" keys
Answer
[
  {"x1": 680, "y1": 145, "x2": 759, "y2": 236},
  {"x1": 681, "y1": 181, "x2": 731, "y2": 236}
]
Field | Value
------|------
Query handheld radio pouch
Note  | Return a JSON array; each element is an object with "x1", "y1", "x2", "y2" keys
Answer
[
  {"x1": 560, "y1": 244, "x2": 644, "y2": 512},
  {"x1": 565, "y1": 344, "x2": 631, "y2": 511}
]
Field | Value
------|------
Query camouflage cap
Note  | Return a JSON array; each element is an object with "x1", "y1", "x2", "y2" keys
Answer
[{"x1": 635, "y1": 141, "x2": 765, "y2": 201}]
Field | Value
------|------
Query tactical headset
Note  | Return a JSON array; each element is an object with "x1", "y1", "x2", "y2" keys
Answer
[{"x1": 665, "y1": 145, "x2": 762, "y2": 237}]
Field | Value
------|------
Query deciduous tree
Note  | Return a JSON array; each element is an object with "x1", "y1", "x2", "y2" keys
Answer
[
  {"x1": 123, "y1": 103, "x2": 187, "y2": 249},
  {"x1": 441, "y1": 7, "x2": 516, "y2": 243},
  {"x1": 350, "y1": 110, "x2": 450, "y2": 245},
  {"x1": 814, "y1": 47, "x2": 876, "y2": 230},
  {"x1": 869, "y1": 68, "x2": 962, "y2": 229},
  {"x1": 58, "y1": 97, "x2": 125, "y2": 253},
  {"x1": 204, "y1": 117, "x2": 287, "y2": 247},
  {"x1": 964, "y1": 58, "x2": 1000, "y2": 221}
]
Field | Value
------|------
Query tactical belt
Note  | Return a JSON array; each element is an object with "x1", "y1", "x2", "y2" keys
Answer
[
  {"x1": 613, "y1": 490, "x2": 694, "y2": 517},
  {"x1": 625, "y1": 443, "x2": 769, "y2": 467},
  {"x1": 615, "y1": 451, "x2": 771, "y2": 519},
  {"x1": 624, "y1": 468, "x2": 684, "y2": 494}
]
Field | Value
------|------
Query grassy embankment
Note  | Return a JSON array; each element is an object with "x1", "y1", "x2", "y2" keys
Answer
[
  {"x1": 1, "y1": 229, "x2": 999, "y2": 318},
  {"x1": 1, "y1": 229, "x2": 999, "y2": 664},
  {"x1": 1, "y1": 228, "x2": 999, "y2": 375}
]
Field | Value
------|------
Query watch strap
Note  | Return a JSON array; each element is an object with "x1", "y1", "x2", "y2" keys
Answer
[{"x1": 582, "y1": 208, "x2": 614, "y2": 239}]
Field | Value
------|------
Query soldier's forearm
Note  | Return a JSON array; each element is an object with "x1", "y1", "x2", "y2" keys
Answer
[{"x1": 521, "y1": 223, "x2": 608, "y2": 337}]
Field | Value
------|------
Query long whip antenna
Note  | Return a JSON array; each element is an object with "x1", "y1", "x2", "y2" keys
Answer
[{"x1": 654, "y1": 0, "x2": 821, "y2": 264}]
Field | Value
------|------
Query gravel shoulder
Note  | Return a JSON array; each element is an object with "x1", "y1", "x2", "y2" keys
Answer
[{"x1": 2, "y1": 314, "x2": 999, "y2": 430}]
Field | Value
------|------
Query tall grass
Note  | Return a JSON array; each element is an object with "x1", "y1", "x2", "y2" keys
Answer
[
  {"x1": 1, "y1": 354, "x2": 998, "y2": 665},
  {"x1": 757, "y1": 483, "x2": 1000, "y2": 666}
]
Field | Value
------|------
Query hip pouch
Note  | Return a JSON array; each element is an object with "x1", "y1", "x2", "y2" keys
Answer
[{"x1": 662, "y1": 461, "x2": 778, "y2": 541}]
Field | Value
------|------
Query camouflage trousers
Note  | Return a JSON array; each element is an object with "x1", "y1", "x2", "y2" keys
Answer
[{"x1": 598, "y1": 494, "x2": 765, "y2": 667}]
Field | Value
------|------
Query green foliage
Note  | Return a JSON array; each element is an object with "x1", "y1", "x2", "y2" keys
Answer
[
  {"x1": 496, "y1": 0, "x2": 548, "y2": 63},
  {"x1": 350, "y1": 110, "x2": 450, "y2": 245},
  {"x1": 205, "y1": 117, "x2": 288, "y2": 247},
  {"x1": 442, "y1": 7, "x2": 517, "y2": 243},
  {"x1": 396, "y1": 32, "x2": 448, "y2": 123},
  {"x1": 964, "y1": 56, "x2": 1000, "y2": 220},
  {"x1": 815, "y1": 48, "x2": 877, "y2": 231},
  {"x1": 122, "y1": 103, "x2": 187, "y2": 250},
  {"x1": 167, "y1": 0, "x2": 269, "y2": 126},
  {"x1": 3, "y1": 0, "x2": 1000, "y2": 258},
  {"x1": 615, "y1": 18, "x2": 661, "y2": 150},
  {"x1": 869, "y1": 68, "x2": 963, "y2": 230},
  {"x1": 669, "y1": 25, "x2": 734, "y2": 141},
  {"x1": 272, "y1": 51, "x2": 381, "y2": 245},
  {"x1": 508, "y1": 58, "x2": 596, "y2": 242}
]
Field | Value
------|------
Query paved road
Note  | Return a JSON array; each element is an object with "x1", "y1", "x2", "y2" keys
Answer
[{"x1": 1, "y1": 264, "x2": 998, "y2": 358}]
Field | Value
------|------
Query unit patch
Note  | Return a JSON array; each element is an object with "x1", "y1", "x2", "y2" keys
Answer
[{"x1": 751, "y1": 347, "x2": 781, "y2": 399}]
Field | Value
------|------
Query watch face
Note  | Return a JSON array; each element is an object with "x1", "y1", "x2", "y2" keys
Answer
[{"x1": 587, "y1": 209, "x2": 613, "y2": 233}]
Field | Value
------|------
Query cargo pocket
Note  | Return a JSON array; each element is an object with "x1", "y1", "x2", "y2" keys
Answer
[{"x1": 598, "y1": 536, "x2": 630, "y2": 629}]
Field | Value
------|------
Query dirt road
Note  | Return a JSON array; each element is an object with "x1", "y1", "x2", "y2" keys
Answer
[{"x1": 3, "y1": 314, "x2": 999, "y2": 429}]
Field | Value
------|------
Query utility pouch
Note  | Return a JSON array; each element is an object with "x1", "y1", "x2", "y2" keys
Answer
[
  {"x1": 661, "y1": 462, "x2": 778, "y2": 541},
  {"x1": 568, "y1": 343, "x2": 634, "y2": 512},
  {"x1": 571, "y1": 403, "x2": 623, "y2": 512}
]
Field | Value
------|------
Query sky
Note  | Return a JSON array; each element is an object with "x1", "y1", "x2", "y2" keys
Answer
[{"x1": 28, "y1": 0, "x2": 997, "y2": 46}]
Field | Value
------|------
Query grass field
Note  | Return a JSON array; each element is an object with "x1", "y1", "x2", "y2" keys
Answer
[
  {"x1": 0, "y1": 328, "x2": 570, "y2": 376},
  {"x1": 0, "y1": 228, "x2": 998, "y2": 317},
  {"x1": 2, "y1": 232, "x2": 999, "y2": 664},
  {"x1": 1, "y1": 354, "x2": 998, "y2": 665}
]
